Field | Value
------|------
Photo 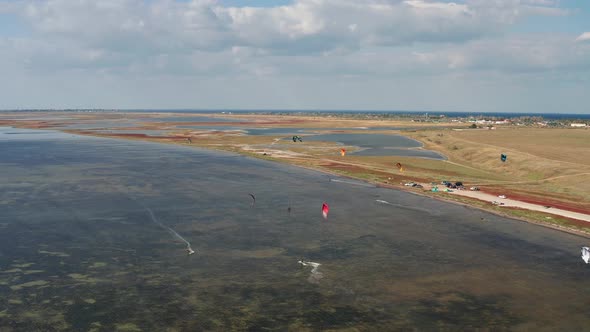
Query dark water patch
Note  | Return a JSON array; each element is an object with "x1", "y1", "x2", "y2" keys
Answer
[
  {"x1": 309, "y1": 242, "x2": 355, "y2": 260},
  {"x1": 410, "y1": 292, "x2": 521, "y2": 330},
  {"x1": 0, "y1": 127, "x2": 77, "y2": 142},
  {"x1": 303, "y1": 305, "x2": 389, "y2": 330}
]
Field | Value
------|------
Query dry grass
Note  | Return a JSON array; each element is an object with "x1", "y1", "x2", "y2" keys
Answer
[
  {"x1": 452, "y1": 128, "x2": 590, "y2": 165},
  {"x1": 405, "y1": 128, "x2": 590, "y2": 208}
]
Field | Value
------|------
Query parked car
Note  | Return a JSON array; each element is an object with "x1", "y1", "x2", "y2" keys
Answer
[
  {"x1": 470, "y1": 187, "x2": 480, "y2": 191},
  {"x1": 498, "y1": 195, "x2": 506, "y2": 199}
]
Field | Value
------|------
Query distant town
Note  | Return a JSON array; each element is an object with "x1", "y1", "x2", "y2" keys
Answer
[{"x1": 2, "y1": 109, "x2": 588, "y2": 128}]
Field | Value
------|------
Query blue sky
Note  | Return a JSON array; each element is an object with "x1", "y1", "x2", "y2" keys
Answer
[{"x1": 0, "y1": 0, "x2": 589, "y2": 113}]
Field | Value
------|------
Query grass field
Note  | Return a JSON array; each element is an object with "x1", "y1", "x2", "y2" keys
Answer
[{"x1": 404, "y1": 128, "x2": 590, "y2": 209}]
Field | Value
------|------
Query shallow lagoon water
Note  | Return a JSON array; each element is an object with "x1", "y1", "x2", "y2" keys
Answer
[
  {"x1": 302, "y1": 133, "x2": 446, "y2": 159},
  {"x1": 244, "y1": 128, "x2": 403, "y2": 136},
  {"x1": 353, "y1": 147, "x2": 445, "y2": 159},
  {"x1": 175, "y1": 126, "x2": 311, "y2": 135},
  {"x1": 92, "y1": 129, "x2": 172, "y2": 136},
  {"x1": 176, "y1": 126, "x2": 368, "y2": 135},
  {"x1": 304, "y1": 134, "x2": 422, "y2": 149},
  {"x1": 141, "y1": 116, "x2": 244, "y2": 123},
  {"x1": 1, "y1": 127, "x2": 589, "y2": 331}
]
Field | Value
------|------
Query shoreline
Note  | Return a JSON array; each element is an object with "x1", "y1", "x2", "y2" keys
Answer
[
  {"x1": 289, "y1": 159, "x2": 590, "y2": 239},
  {"x1": 3, "y1": 119, "x2": 590, "y2": 239}
]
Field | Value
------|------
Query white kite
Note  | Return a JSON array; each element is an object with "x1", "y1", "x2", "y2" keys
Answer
[
  {"x1": 298, "y1": 260, "x2": 323, "y2": 283},
  {"x1": 582, "y1": 247, "x2": 590, "y2": 264}
]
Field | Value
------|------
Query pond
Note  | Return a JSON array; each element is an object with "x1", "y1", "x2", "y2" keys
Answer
[{"x1": 302, "y1": 133, "x2": 446, "y2": 159}]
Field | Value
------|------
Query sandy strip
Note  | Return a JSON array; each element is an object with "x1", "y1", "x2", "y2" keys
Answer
[{"x1": 448, "y1": 190, "x2": 590, "y2": 222}]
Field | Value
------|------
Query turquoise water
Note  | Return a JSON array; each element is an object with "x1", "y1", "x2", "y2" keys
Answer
[{"x1": 1, "y1": 127, "x2": 589, "y2": 330}]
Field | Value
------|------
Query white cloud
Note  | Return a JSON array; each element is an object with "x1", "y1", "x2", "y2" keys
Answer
[
  {"x1": 242, "y1": 33, "x2": 589, "y2": 77},
  {"x1": 0, "y1": 0, "x2": 568, "y2": 77},
  {"x1": 9, "y1": 0, "x2": 566, "y2": 55},
  {"x1": 0, "y1": 1, "x2": 20, "y2": 13},
  {"x1": 576, "y1": 32, "x2": 590, "y2": 43},
  {"x1": 0, "y1": 0, "x2": 588, "y2": 112},
  {"x1": 443, "y1": 37, "x2": 590, "y2": 73}
]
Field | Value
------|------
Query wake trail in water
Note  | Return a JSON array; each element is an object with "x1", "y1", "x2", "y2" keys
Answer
[
  {"x1": 143, "y1": 205, "x2": 195, "y2": 255},
  {"x1": 298, "y1": 260, "x2": 323, "y2": 284}
]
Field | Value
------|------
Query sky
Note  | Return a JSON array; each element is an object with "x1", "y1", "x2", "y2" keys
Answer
[{"x1": 0, "y1": 0, "x2": 589, "y2": 113}]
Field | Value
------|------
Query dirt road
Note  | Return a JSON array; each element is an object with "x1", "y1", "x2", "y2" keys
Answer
[{"x1": 448, "y1": 190, "x2": 590, "y2": 222}]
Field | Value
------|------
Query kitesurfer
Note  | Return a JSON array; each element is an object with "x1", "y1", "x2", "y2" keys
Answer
[
  {"x1": 582, "y1": 247, "x2": 590, "y2": 264},
  {"x1": 322, "y1": 202, "x2": 329, "y2": 220}
]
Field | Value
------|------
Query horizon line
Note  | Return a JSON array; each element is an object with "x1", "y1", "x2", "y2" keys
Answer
[{"x1": 1, "y1": 108, "x2": 590, "y2": 116}]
